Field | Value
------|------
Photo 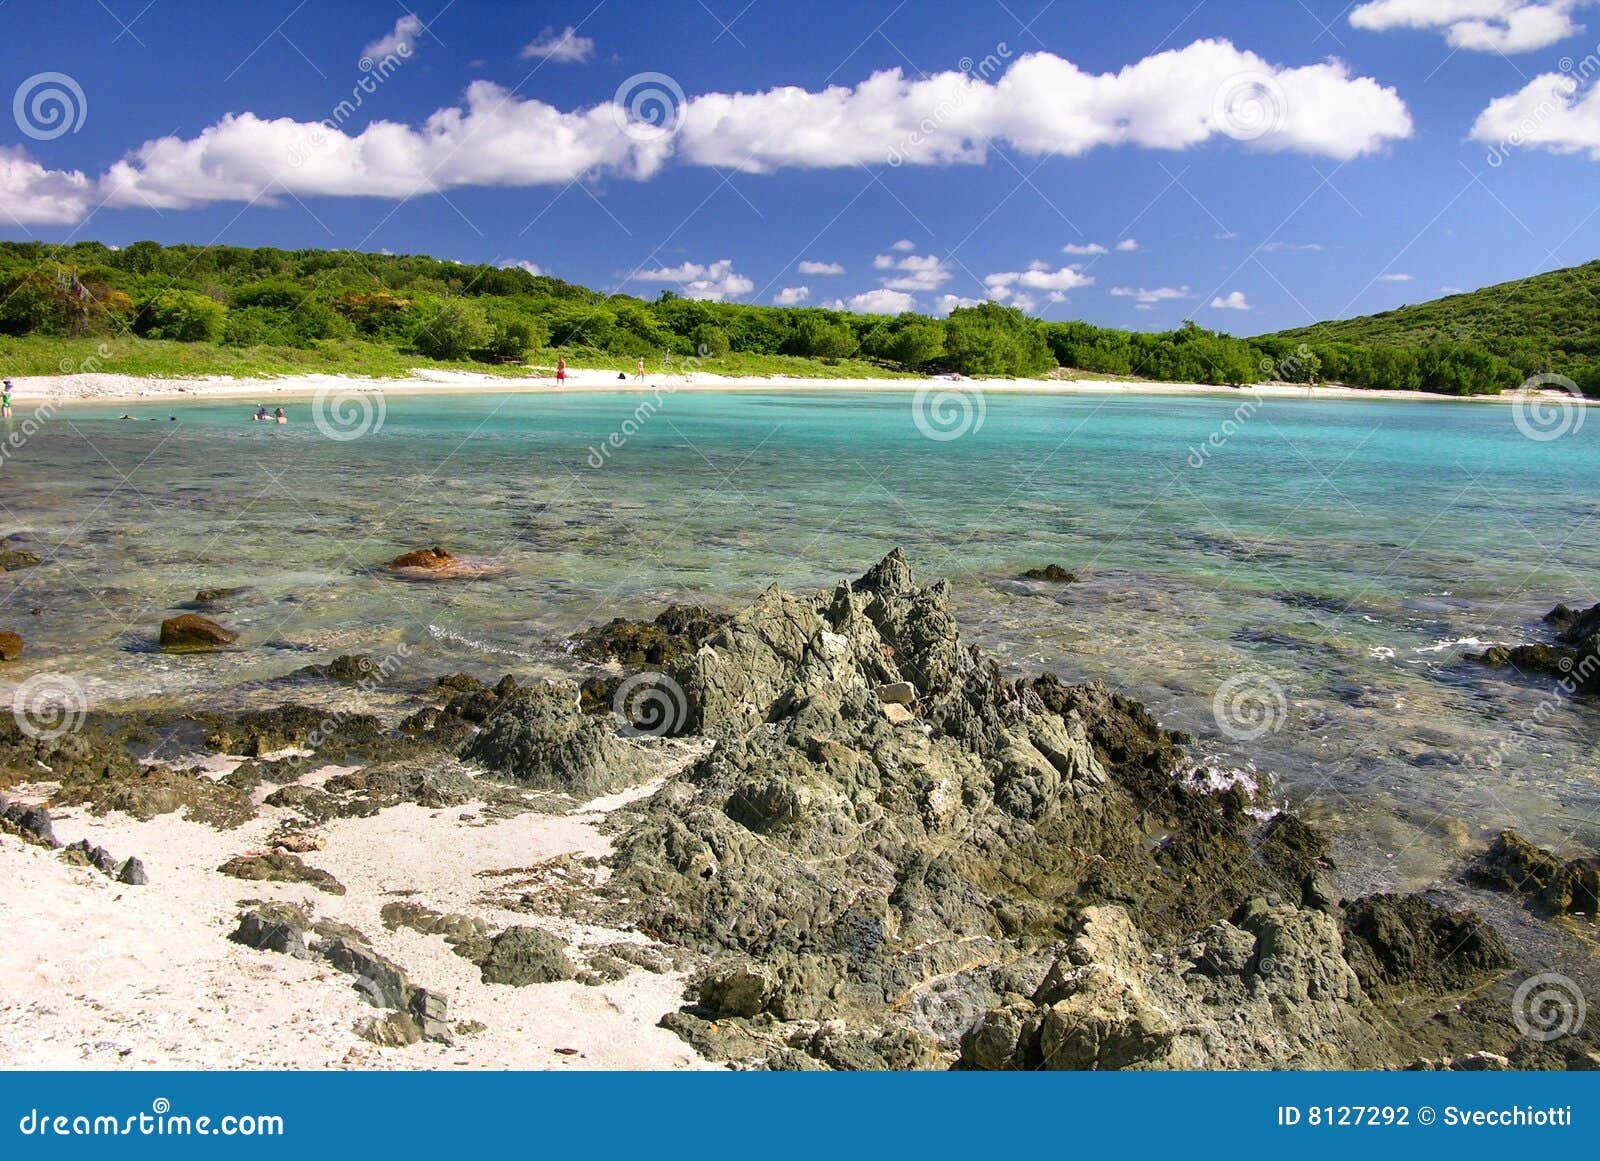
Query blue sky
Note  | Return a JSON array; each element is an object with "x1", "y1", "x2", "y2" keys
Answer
[{"x1": 4, "y1": 0, "x2": 1600, "y2": 334}]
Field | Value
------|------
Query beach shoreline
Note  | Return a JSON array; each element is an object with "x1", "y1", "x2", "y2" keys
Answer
[{"x1": 8, "y1": 366, "x2": 1584, "y2": 408}]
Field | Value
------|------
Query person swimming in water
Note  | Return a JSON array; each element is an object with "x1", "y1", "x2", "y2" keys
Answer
[
  {"x1": 254, "y1": 404, "x2": 267, "y2": 421},
  {"x1": 274, "y1": 407, "x2": 286, "y2": 424}
]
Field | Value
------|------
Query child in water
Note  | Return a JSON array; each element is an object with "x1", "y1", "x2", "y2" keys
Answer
[{"x1": 2, "y1": 380, "x2": 12, "y2": 419}]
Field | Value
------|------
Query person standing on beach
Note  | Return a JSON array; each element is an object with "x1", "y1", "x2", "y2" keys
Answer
[
  {"x1": 556, "y1": 355, "x2": 567, "y2": 388},
  {"x1": 636, "y1": 356, "x2": 646, "y2": 382},
  {"x1": 2, "y1": 380, "x2": 12, "y2": 419}
]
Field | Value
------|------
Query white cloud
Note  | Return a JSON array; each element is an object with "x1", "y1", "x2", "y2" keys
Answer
[
  {"x1": 520, "y1": 26, "x2": 596, "y2": 63},
  {"x1": 1115, "y1": 238, "x2": 1140, "y2": 251},
  {"x1": 1112, "y1": 285, "x2": 1191, "y2": 304},
  {"x1": 891, "y1": 238, "x2": 916, "y2": 252},
  {"x1": 1471, "y1": 71, "x2": 1600, "y2": 158},
  {"x1": 678, "y1": 40, "x2": 1412, "y2": 169},
  {"x1": 0, "y1": 147, "x2": 95, "y2": 224},
  {"x1": 1261, "y1": 241, "x2": 1324, "y2": 253},
  {"x1": 873, "y1": 252, "x2": 952, "y2": 291},
  {"x1": 1376, "y1": 272, "x2": 1413, "y2": 281},
  {"x1": 1210, "y1": 290, "x2": 1251, "y2": 310},
  {"x1": 933, "y1": 294, "x2": 984, "y2": 315},
  {"x1": 985, "y1": 262, "x2": 1094, "y2": 299},
  {"x1": 1062, "y1": 242, "x2": 1108, "y2": 255},
  {"x1": 363, "y1": 14, "x2": 421, "y2": 61},
  {"x1": 831, "y1": 288, "x2": 917, "y2": 314},
  {"x1": 774, "y1": 286, "x2": 811, "y2": 305},
  {"x1": 1350, "y1": 1, "x2": 1584, "y2": 52},
  {"x1": 499, "y1": 259, "x2": 544, "y2": 275},
  {"x1": 632, "y1": 258, "x2": 752, "y2": 300},
  {"x1": 797, "y1": 260, "x2": 844, "y2": 275},
  {"x1": 94, "y1": 81, "x2": 677, "y2": 211},
  {"x1": 21, "y1": 39, "x2": 1413, "y2": 225}
]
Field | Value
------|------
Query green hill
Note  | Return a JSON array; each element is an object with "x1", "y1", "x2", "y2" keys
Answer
[
  {"x1": 0, "y1": 239, "x2": 1593, "y2": 394},
  {"x1": 1266, "y1": 260, "x2": 1600, "y2": 394}
]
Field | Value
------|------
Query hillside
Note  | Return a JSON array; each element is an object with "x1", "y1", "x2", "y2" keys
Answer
[
  {"x1": 0, "y1": 240, "x2": 1593, "y2": 394},
  {"x1": 1268, "y1": 260, "x2": 1600, "y2": 393}
]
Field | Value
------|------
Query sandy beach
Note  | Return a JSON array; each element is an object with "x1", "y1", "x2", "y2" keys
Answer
[
  {"x1": 6, "y1": 366, "x2": 1580, "y2": 407},
  {"x1": 0, "y1": 750, "x2": 718, "y2": 1071}
]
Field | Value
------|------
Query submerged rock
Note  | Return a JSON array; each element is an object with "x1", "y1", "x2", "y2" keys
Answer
[
  {"x1": 1471, "y1": 830, "x2": 1599, "y2": 919},
  {"x1": 0, "y1": 547, "x2": 41, "y2": 571},
  {"x1": 0, "y1": 631, "x2": 22, "y2": 660},
  {"x1": 159, "y1": 613, "x2": 239, "y2": 652},
  {"x1": 569, "y1": 604, "x2": 732, "y2": 667},
  {"x1": 389, "y1": 546, "x2": 456, "y2": 571},
  {"x1": 1021, "y1": 564, "x2": 1079, "y2": 583},
  {"x1": 1474, "y1": 601, "x2": 1600, "y2": 694}
]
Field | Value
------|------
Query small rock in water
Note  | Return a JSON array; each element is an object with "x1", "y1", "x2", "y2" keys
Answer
[
  {"x1": 1021, "y1": 564, "x2": 1079, "y2": 583},
  {"x1": 0, "y1": 631, "x2": 23, "y2": 660},
  {"x1": 388, "y1": 546, "x2": 456, "y2": 571},
  {"x1": 159, "y1": 613, "x2": 239, "y2": 652}
]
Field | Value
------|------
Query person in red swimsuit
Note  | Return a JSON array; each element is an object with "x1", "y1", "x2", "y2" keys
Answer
[{"x1": 556, "y1": 355, "x2": 567, "y2": 387}]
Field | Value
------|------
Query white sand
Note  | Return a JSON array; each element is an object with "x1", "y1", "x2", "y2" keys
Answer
[
  {"x1": 0, "y1": 765, "x2": 719, "y2": 1071},
  {"x1": 6, "y1": 365, "x2": 1579, "y2": 407}
]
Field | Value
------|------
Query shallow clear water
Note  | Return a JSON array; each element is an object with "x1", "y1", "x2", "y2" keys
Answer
[{"x1": 3, "y1": 388, "x2": 1597, "y2": 893}]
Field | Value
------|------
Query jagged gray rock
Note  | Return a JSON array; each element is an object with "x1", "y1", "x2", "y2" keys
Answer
[{"x1": 462, "y1": 681, "x2": 651, "y2": 797}]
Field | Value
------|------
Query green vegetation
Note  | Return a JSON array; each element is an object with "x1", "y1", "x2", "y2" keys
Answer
[
  {"x1": 0, "y1": 240, "x2": 1593, "y2": 394},
  {"x1": 1265, "y1": 260, "x2": 1600, "y2": 395}
]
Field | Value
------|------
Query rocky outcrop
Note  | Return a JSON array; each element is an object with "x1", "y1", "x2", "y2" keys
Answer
[
  {"x1": 462, "y1": 681, "x2": 652, "y2": 796},
  {"x1": 159, "y1": 614, "x2": 238, "y2": 652},
  {"x1": 1475, "y1": 602, "x2": 1600, "y2": 694},
  {"x1": 1471, "y1": 830, "x2": 1599, "y2": 919},
  {"x1": 479, "y1": 926, "x2": 576, "y2": 985},
  {"x1": 595, "y1": 551, "x2": 1546, "y2": 1070}
]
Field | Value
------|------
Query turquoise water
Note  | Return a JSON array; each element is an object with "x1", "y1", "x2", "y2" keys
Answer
[{"x1": 3, "y1": 387, "x2": 1598, "y2": 891}]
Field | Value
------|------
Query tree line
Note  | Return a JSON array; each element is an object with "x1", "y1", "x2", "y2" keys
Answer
[{"x1": 0, "y1": 240, "x2": 1587, "y2": 395}]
